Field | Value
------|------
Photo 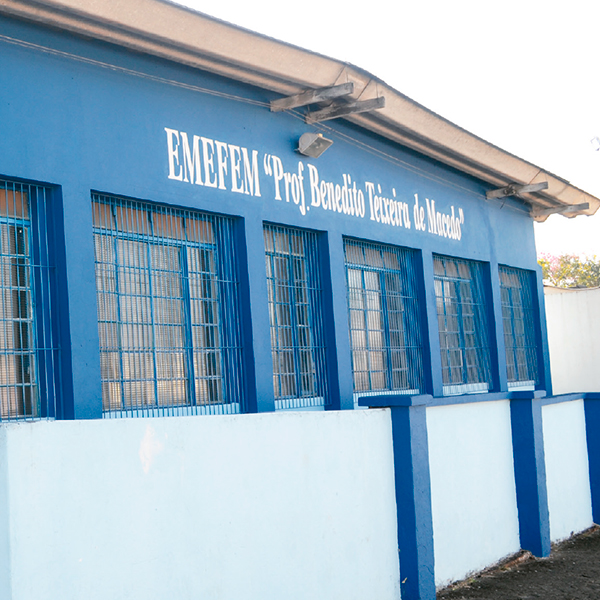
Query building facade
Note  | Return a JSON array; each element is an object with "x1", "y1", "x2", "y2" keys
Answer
[{"x1": 3, "y1": 0, "x2": 589, "y2": 422}]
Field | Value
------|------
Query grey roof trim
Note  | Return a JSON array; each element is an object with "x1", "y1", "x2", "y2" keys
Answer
[{"x1": 2, "y1": 0, "x2": 598, "y2": 221}]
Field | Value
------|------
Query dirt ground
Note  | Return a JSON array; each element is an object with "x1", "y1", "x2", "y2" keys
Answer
[{"x1": 437, "y1": 526, "x2": 600, "y2": 600}]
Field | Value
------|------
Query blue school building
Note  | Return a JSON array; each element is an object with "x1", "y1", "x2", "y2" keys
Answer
[{"x1": 1, "y1": 2, "x2": 600, "y2": 599}]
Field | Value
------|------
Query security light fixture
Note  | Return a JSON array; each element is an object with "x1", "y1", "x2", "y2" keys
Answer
[{"x1": 298, "y1": 132, "x2": 333, "y2": 158}]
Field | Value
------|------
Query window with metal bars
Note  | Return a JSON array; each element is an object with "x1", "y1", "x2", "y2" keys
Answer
[
  {"x1": 92, "y1": 194, "x2": 244, "y2": 416},
  {"x1": 344, "y1": 238, "x2": 424, "y2": 402},
  {"x1": 0, "y1": 180, "x2": 60, "y2": 420},
  {"x1": 263, "y1": 223, "x2": 328, "y2": 409},
  {"x1": 499, "y1": 265, "x2": 539, "y2": 389},
  {"x1": 434, "y1": 255, "x2": 492, "y2": 395}
]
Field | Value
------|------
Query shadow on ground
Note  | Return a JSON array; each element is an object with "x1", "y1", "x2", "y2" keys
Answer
[{"x1": 437, "y1": 525, "x2": 600, "y2": 600}]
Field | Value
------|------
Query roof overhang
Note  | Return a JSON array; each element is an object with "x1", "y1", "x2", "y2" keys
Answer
[{"x1": 1, "y1": 0, "x2": 598, "y2": 222}]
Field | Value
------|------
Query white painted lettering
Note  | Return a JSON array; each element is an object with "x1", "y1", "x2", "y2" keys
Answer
[
  {"x1": 180, "y1": 132, "x2": 203, "y2": 185},
  {"x1": 242, "y1": 148, "x2": 261, "y2": 197},
  {"x1": 165, "y1": 128, "x2": 465, "y2": 237},
  {"x1": 201, "y1": 137, "x2": 217, "y2": 188},
  {"x1": 335, "y1": 184, "x2": 342, "y2": 212},
  {"x1": 165, "y1": 128, "x2": 183, "y2": 181},
  {"x1": 366, "y1": 182, "x2": 376, "y2": 221},
  {"x1": 403, "y1": 202, "x2": 411, "y2": 229},
  {"x1": 271, "y1": 155, "x2": 284, "y2": 200},
  {"x1": 229, "y1": 144, "x2": 243, "y2": 193},
  {"x1": 291, "y1": 174, "x2": 300, "y2": 206},
  {"x1": 426, "y1": 198, "x2": 437, "y2": 234},
  {"x1": 297, "y1": 163, "x2": 307, "y2": 215},
  {"x1": 308, "y1": 164, "x2": 321, "y2": 208},
  {"x1": 325, "y1": 182, "x2": 334, "y2": 210},
  {"x1": 215, "y1": 141, "x2": 229, "y2": 190},
  {"x1": 357, "y1": 190, "x2": 365, "y2": 218},
  {"x1": 283, "y1": 172, "x2": 292, "y2": 202},
  {"x1": 389, "y1": 200, "x2": 397, "y2": 226}
]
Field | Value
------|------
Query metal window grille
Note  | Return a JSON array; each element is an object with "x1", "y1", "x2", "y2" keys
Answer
[
  {"x1": 499, "y1": 265, "x2": 539, "y2": 389},
  {"x1": 264, "y1": 223, "x2": 328, "y2": 409},
  {"x1": 434, "y1": 255, "x2": 492, "y2": 395},
  {"x1": 344, "y1": 238, "x2": 424, "y2": 403},
  {"x1": 92, "y1": 194, "x2": 245, "y2": 417},
  {"x1": 0, "y1": 180, "x2": 60, "y2": 421}
]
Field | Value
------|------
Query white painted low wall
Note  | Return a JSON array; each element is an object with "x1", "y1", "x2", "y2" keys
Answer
[
  {"x1": 0, "y1": 410, "x2": 400, "y2": 600},
  {"x1": 2, "y1": 397, "x2": 597, "y2": 599},
  {"x1": 0, "y1": 428, "x2": 10, "y2": 600},
  {"x1": 542, "y1": 400, "x2": 593, "y2": 542},
  {"x1": 427, "y1": 400, "x2": 520, "y2": 587}
]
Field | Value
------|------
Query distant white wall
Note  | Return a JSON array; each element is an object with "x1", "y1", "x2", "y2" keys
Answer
[
  {"x1": 545, "y1": 287, "x2": 600, "y2": 394},
  {"x1": 542, "y1": 400, "x2": 593, "y2": 542},
  {"x1": 427, "y1": 400, "x2": 520, "y2": 587},
  {"x1": 0, "y1": 410, "x2": 400, "y2": 600}
]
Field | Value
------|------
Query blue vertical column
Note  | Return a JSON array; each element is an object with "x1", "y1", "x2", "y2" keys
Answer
[
  {"x1": 421, "y1": 252, "x2": 443, "y2": 397},
  {"x1": 233, "y1": 217, "x2": 258, "y2": 413},
  {"x1": 61, "y1": 184, "x2": 102, "y2": 419},
  {"x1": 359, "y1": 394, "x2": 436, "y2": 600},
  {"x1": 534, "y1": 267, "x2": 553, "y2": 394},
  {"x1": 583, "y1": 394, "x2": 600, "y2": 524},
  {"x1": 324, "y1": 232, "x2": 353, "y2": 410},
  {"x1": 486, "y1": 259, "x2": 506, "y2": 393},
  {"x1": 413, "y1": 250, "x2": 434, "y2": 397},
  {"x1": 510, "y1": 391, "x2": 551, "y2": 556},
  {"x1": 241, "y1": 215, "x2": 275, "y2": 413},
  {"x1": 43, "y1": 185, "x2": 75, "y2": 419},
  {"x1": 317, "y1": 232, "x2": 345, "y2": 410}
]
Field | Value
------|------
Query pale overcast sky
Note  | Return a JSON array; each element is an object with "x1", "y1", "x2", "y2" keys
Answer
[{"x1": 173, "y1": 0, "x2": 600, "y2": 256}]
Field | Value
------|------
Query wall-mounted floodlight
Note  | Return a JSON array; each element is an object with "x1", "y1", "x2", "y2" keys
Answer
[{"x1": 298, "y1": 132, "x2": 333, "y2": 158}]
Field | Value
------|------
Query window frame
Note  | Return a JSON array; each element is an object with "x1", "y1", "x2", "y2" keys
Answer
[
  {"x1": 499, "y1": 265, "x2": 539, "y2": 390},
  {"x1": 0, "y1": 179, "x2": 61, "y2": 421},
  {"x1": 92, "y1": 194, "x2": 245, "y2": 417},
  {"x1": 344, "y1": 238, "x2": 425, "y2": 402},
  {"x1": 263, "y1": 223, "x2": 328, "y2": 410},
  {"x1": 433, "y1": 255, "x2": 492, "y2": 396}
]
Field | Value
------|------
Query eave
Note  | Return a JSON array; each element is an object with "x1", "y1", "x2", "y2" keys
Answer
[{"x1": 1, "y1": 0, "x2": 598, "y2": 222}]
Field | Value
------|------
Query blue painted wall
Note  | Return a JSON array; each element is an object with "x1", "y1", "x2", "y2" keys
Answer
[{"x1": 0, "y1": 14, "x2": 550, "y2": 417}]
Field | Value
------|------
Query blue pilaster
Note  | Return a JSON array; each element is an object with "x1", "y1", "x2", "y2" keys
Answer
[
  {"x1": 533, "y1": 266, "x2": 553, "y2": 394},
  {"x1": 359, "y1": 394, "x2": 436, "y2": 600},
  {"x1": 242, "y1": 215, "x2": 275, "y2": 413},
  {"x1": 486, "y1": 258, "x2": 506, "y2": 393},
  {"x1": 510, "y1": 391, "x2": 551, "y2": 556},
  {"x1": 420, "y1": 253, "x2": 443, "y2": 397},
  {"x1": 324, "y1": 232, "x2": 354, "y2": 410},
  {"x1": 317, "y1": 232, "x2": 343, "y2": 410},
  {"x1": 583, "y1": 393, "x2": 600, "y2": 524},
  {"x1": 233, "y1": 216, "x2": 258, "y2": 414}
]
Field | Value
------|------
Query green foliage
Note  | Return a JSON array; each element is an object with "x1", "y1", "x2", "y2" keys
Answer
[{"x1": 538, "y1": 253, "x2": 600, "y2": 288}]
